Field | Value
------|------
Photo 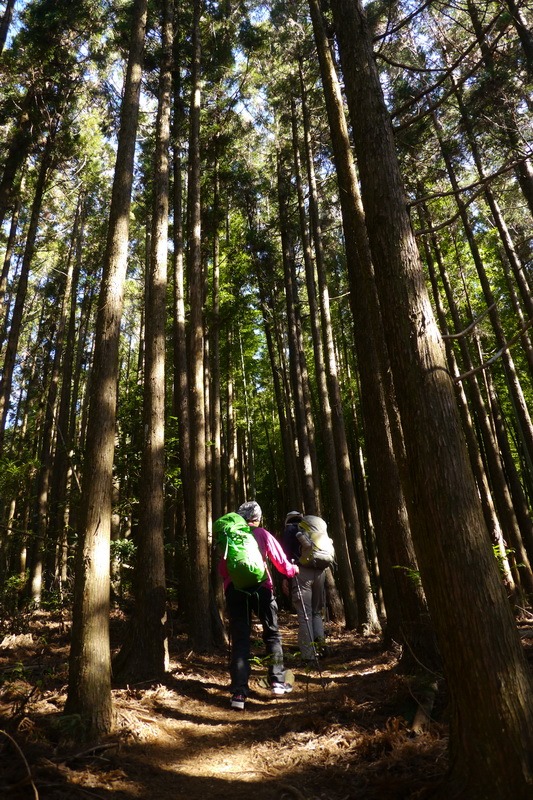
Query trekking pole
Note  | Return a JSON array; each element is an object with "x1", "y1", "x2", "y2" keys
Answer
[{"x1": 293, "y1": 568, "x2": 322, "y2": 675}]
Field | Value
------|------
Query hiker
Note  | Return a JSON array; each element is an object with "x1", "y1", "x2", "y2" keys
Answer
[
  {"x1": 218, "y1": 500, "x2": 299, "y2": 711},
  {"x1": 282, "y1": 512, "x2": 334, "y2": 664},
  {"x1": 281, "y1": 510, "x2": 303, "y2": 564}
]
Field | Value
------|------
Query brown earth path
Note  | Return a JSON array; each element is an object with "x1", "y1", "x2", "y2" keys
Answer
[{"x1": 1, "y1": 609, "x2": 451, "y2": 799}]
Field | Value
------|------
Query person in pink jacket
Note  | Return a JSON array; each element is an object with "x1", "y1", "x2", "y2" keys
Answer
[{"x1": 219, "y1": 500, "x2": 299, "y2": 711}]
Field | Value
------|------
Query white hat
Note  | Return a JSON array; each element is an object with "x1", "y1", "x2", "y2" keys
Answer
[{"x1": 238, "y1": 501, "x2": 262, "y2": 522}]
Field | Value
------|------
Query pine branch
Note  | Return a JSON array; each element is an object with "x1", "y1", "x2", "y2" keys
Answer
[{"x1": 454, "y1": 318, "x2": 533, "y2": 382}]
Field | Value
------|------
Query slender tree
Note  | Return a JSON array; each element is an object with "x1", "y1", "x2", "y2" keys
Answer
[
  {"x1": 276, "y1": 148, "x2": 320, "y2": 515},
  {"x1": 0, "y1": 126, "x2": 56, "y2": 455},
  {"x1": 113, "y1": 0, "x2": 173, "y2": 682},
  {"x1": 0, "y1": 0, "x2": 15, "y2": 53},
  {"x1": 65, "y1": 0, "x2": 148, "y2": 737},
  {"x1": 298, "y1": 62, "x2": 380, "y2": 633},
  {"x1": 186, "y1": 0, "x2": 213, "y2": 651}
]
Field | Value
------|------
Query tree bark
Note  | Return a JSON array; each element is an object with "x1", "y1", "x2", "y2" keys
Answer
[
  {"x1": 0, "y1": 0, "x2": 15, "y2": 53},
  {"x1": 331, "y1": 0, "x2": 533, "y2": 794},
  {"x1": 432, "y1": 111, "x2": 533, "y2": 472},
  {"x1": 210, "y1": 142, "x2": 223, "y2": 524},
  {"x1": 48, "y1": 198, "x2": 85, "y2": 592},
  {"x1": 113, "y1": 0, "x2": 172, "y2": 682},
  {"x1": 290, "y1": 94, "x2": 356, "y2": 624},
  {"x1": 0, "y1": 190, "x2": 22, "y2": 349},
  {"x1": 65, "y1": 0, "x2": 148, "y2": 738},
  {"x1": 298, "y1": 63, "x2": 379, "y2": 633},
  {"x1": 30, "y1": 200, "x2": 80, "y2": 603},
  {"x1": 170, "y1": 20, "x2": 190, "y2": 607},
  {"x1": 308, "y1": 0, "x2": 438, "y2": 664},
  {"x1": 0, "y1": 130, "x2": 55, "y2": 456},
  {"x1": 257, "y1": 282, "x2": 301, "y2": 512},
  {"x1": 186, "y1": 0, "x2": 213, "y2": 651},
  {"x1": 276, "y1": 149, "x2": 321, "y2": 515}
]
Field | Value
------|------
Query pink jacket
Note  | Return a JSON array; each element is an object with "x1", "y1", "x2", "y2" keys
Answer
[{"x1": 219, "y1": 526, "x2": 298, "y2": 591}]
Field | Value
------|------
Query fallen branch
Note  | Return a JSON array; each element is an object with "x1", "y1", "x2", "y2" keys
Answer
[
  {"x1": 39, "y1": 782, "x2": 106, "y2": 800},
  {"x1": 0, "y1": 729, "x2": 39, "y2": 799},
  {"x1": 278, "y1": 783, "x2": 307, "y2": 800},
  {"x1": 60, "y1": 742, "x2": 119, "y2": 763}
]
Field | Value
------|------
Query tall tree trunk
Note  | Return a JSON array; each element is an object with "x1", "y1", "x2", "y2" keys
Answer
[
  {"x1": 331, "y1": 0, "x2": 533, "y2": 795},
  {"x1": 238, "y1": 329, "x2": 255, "y2": 496},
  {"x1": 186, "y1": 0, "x2": 213, "y2": 651},
  {"x1": 170, "y1": 23, "x2": 190, "y2": 607},
  {"x1": 298, "y1": 63, "x2": 380, "y2": 633},
  {"x1": 65, "y1": 0, "x2": 148, "y2": 738},
  {"x1": 256, "y1": 283, "x2": 301, "y2": 511},
  {"x1": 226, "y1": 333, "x2": 238, "y2": 511},
  {"x1": 0, "y1": 130, "x2": 55, "y2": 455},
  {"x1": 48, "y1": 198, "x2": 85, "y2": 593},
  {"x1": 0, "y1": 190, "x2": 22, "y2": 349},
  {"x1": 483, "y1": 357, "x2": 533, "y2": 573},
  {"x1": 30, "y1": 202, "x2": 80, "y2": 604},
  {"x1": 430, "y1": 223, "x2": 533, "y2": 595},
  {"x1": 433, "y1": 111, "x2": 533, "y2": 472},
  {"x1": 113, "y1": 0, "x2": 172, "y2": 682},
  {"x1": 0, "y1": 0, "x2": 15, "y2": 53},
  {"x1": 211, "y1": 142, "x2": 222, "y2": 524},
  {"x1": 308, "y1": 0, "x2": 438, "y2": 665},
  {"x1": 277, "y1": 150, "x2": 320, "y2": 515},
  {"x1": 209, "y1": 142, "x2": 226, "y2": 617},
  {"x1": 421, "y1": 214, "x2": 519, "y2": 597},
  {"x1": 290, "y1": 93, "x2": 358, "y2": 628}
]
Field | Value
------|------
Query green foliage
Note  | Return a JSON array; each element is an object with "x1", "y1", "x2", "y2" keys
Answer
[
  {"x1": 111, "y1": 539, "x2": 136, "y2": 598},
  {"x1": 110, "y1": 538, "x2": 137, "y2": 567},
  {"x1": 0, "y1": 457, "x2": 38, "y2": 498},
  {"x1": 392, "y1": 565, "x2": 422, "y2": 588},
  {"x1": 39, "y1": 590, "x2": 65, "y2": 611},
  {"x1": 4, "y1": 660, "x2": 28, "y2": 681},
  {"x1": 238, "y1": 18, "x2": 270, "y2": 52},
  {"x1": 0, "y1": 572, "x2": 28, "y2": 614},
  {"x1": 51, "y1": 713, "x2": 87, "y2": 740},
  {"x1": 164, "y1": 422, "x2": 183, "y2": 492},
  {"x1": 492, "y1": 544, "x2": 521, "y2": 575}
]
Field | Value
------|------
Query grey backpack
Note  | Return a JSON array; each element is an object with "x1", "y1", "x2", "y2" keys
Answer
[{"x1": 296, "y1": 515, "x2": 335, "y2": 570}]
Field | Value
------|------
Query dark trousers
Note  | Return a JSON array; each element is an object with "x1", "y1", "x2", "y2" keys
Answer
[{"x1": 226, "y1": 583, "x2": 285, "y2": 695}]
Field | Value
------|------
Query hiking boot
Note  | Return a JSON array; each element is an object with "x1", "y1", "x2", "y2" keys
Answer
[
  {"x1": 271, "y1": 681, "x2": 293, "y2": 696},
  {"x1": 230, "y1": 692, "x2": 246, "y2": 710}
]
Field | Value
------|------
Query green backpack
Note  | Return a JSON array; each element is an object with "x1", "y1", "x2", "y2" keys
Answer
[{"x1": 214, "y1": 512, "x2": 267, "y2": 590}]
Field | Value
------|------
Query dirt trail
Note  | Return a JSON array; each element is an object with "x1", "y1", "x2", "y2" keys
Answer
[{"x1": 1, "y1": 610, "x2": 450, "y2": 799}]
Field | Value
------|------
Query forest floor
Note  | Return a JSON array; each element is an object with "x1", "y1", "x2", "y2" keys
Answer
[{"x1": 1, "y1": 606, "x2": 533, "y2": 800}]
